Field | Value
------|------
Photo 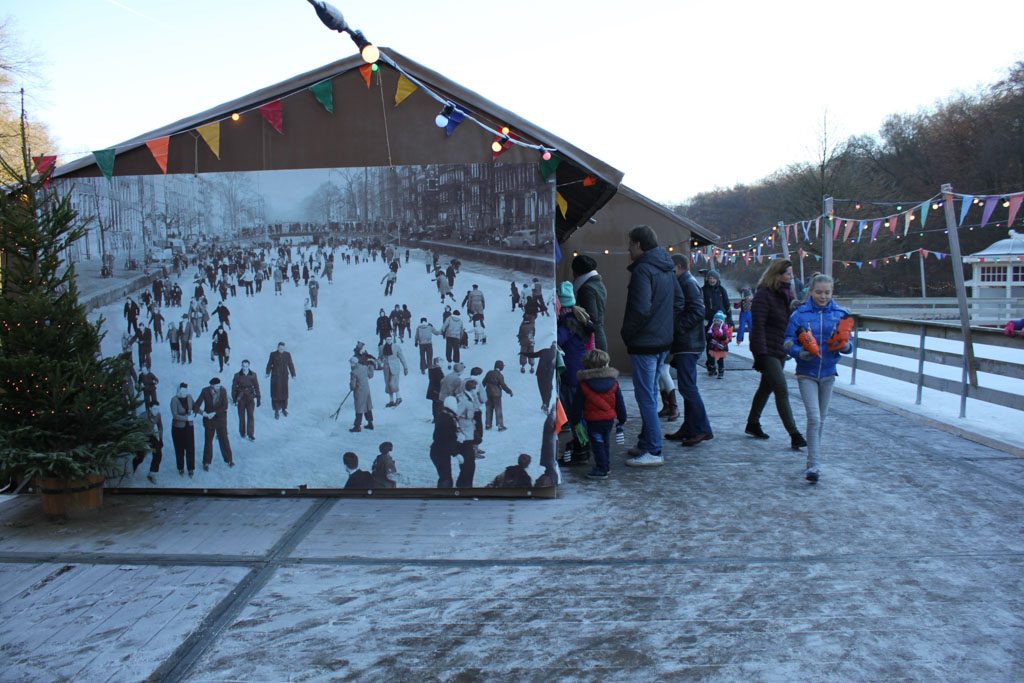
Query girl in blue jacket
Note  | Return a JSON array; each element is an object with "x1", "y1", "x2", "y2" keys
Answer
[{"x1": 784, "y1": 274, "x2": 855, "y2": 483}]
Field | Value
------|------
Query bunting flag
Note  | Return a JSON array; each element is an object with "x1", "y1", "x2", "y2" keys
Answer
[
  {"x1": 842, "y1": 221, "x2": 853, "y2": 242},
  {"x1": 919, "y1": 200, "x2": 930, "y2": 229},
  {"x1": 783, "y1": 224, "x2": 790, "y2": 241},
  {"x1": 197, "y1": 122, "x2": 221, "y2": 159},
  {"x1": 870, "y1": 220, "x2": 881, "y2": 241},
  {"x1": 394, "y1": 75, "x2": 417, "y2": 107},
  {"x1": 259, "y1": 100, "x2": 284, "y2": 134},
  {"x1": 444, "y1": 107, "x2": 466, "y2": 137},
  {"x1": 145, "y1": 137, "x2": 170, "y2": 174},
  {"x1": 92, "y1": 148, "x2": 116, "y2": 180},
  {"x1": 904, "y1": 211, "x2": 912, "y2": 236},
  {"x1": 815, "y1": 217, "x2": 821, "y2": 238},
  {"x1": 980, "y1": 196, "x2": 998, "y2": 226},
  {"x1": 554, "y1": 399, "x2": 568, "y2": 435},
  {"x1": 582, "y1": 175, "x2": 598, "y2": 188},
  {"x1": 308, "y1": 79, "x2": 334, "y2": 113},
  {"x1": 539, "y1": 154, "x2": 560, "y2": 181},
  {"x1": 555, "y1": 192, "x2": 568, "y2": 219},
  {"x1": 1008, "y1": 195, "x2": 1024, "y2": 227},
  {"x1": 802, "y1": 221, "x2": 810, "y2": 241},
  {"x1": 920, "y1": 249, "x2": 929, "y2": 258},
  {"x1": 359, "y1": 64, "x2": 374, "y2": 88},
  {"x1": 742, "y1": 253, "x2": 750, "y2": 265},
  {"x1": 491, "y1": 133, "x2": 514, "y2": 161},
  {"x1": 554, "y1": 240, "x2": 562, "y2": 264},
  {"x1": 959, "y1": 195, "x2": 973, "y2": 225},
  {"x1": 32, "y1": 155, "x2": 57, "y2": 188},
  {"x1": 889, "y1": 215, "x2": 898, "y2": 235},
  {"x1": 833, "y1": 219, "x2": 842, "y2": 240}
]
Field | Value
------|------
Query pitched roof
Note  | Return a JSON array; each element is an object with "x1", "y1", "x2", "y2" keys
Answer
[{"x1": 616, "y1": 185, "x2": 719, "y2": 245}]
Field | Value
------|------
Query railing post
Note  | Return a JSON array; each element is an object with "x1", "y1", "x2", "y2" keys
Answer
[
  {"x1": 850, "y1": 323, "x2": 859, "y2": 385},
  {"x1": 822, "y1": 196, "x2": 834, "y2": 279},
  {"x1": 915, "y1": 324, "x2": 926, "y2": 405}
]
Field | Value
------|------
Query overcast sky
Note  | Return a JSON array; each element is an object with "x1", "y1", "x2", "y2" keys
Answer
[{"x1": 8, "y1": 0, "x2": 1024, "y2": 206}]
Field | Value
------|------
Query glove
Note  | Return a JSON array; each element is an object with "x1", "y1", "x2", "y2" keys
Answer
[
  {"x1": 615, "y1": 424, "x2": 625, "y2": 445},
  {"x1": 827, "y1": 314, "x2": 855, "y2": 352},
  {"x1": 797, "y1": 326, "x2": 821, "y2": 358}
]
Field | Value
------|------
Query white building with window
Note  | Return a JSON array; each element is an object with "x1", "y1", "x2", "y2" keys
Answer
[{"x1": 963, "y1": 230, "x2": 1024, "y2": 304}]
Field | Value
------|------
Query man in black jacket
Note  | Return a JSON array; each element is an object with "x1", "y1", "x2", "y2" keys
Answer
[
  {"x1": 620, "y1": 225, "x2": 684, "y2": 468},
  {"x1": 193, "y1": 377, "x2": 234, "y2": 470},
  {"x1": 667, "y1": 254, "x2": 713, "y2": 446},
  {"x1": 231, "y1": 360, "x2": 261, "y2": 441},
  {"x1": 571, "y1": 254, "x2": 607, "y2": 351},
  {"x1": 702, "y1": 270, "x2": 733, "y2": 375}
]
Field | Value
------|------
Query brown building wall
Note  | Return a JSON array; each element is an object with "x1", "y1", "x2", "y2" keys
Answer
[{"x1": 557, "y1": 190, "x2": 695, "y2": 372}]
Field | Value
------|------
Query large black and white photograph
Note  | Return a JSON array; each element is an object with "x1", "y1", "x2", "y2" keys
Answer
[{"x1": 60, "y1": 163, "x2": 558, "y2": 491}]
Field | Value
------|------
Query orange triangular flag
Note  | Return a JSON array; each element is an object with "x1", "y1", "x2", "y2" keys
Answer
[
  {"x1": 394, "y1": 75, "x2": 417, "y2": 107},
  {"x1": 359, "y1": 64, "x2": 373, "y2": 89},
  {"x1": 554, "y1": 399, "x2": 568, "y2": 435},
  {"x1": 197, "y1": 122, "x2": 221, "y2": 159},
  {"x1": 146, "y1": 137, "x2": 170, "y2": 174}
]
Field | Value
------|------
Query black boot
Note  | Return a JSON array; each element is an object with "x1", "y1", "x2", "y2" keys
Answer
[
  {"x1": 745, "y1": 422, "x2": 769, "y2": 439},
  {"x1": 350, "y1": 413, "x2": 362, "y2": 433},
  {"x1": 790, "y1": 432, "x2": 807, "y2": 449}
]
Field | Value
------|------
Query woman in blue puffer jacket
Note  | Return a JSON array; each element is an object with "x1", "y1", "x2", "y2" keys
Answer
[{"x1": 784, "y1": 274, "x2": 855, "y2": 484}]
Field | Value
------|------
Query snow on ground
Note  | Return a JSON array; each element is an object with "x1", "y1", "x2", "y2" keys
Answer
[
  {"x1": 731, "y1": 331, "x2": 1024, "y2": 448},
  {"x1": 91, "y1": 248, "x2": 555, "y2": 490}
]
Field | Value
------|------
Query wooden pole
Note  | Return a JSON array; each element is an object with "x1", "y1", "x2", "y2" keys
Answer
[
  {"x1": 919, "y1": 249, "x2": 927, "y2": 298},
  {"x1": 939, "y1": 183, "x2": 978, "y2": 404},
  {"x1": 822, "y1": 196, "x2": 834, "y2": 278}
]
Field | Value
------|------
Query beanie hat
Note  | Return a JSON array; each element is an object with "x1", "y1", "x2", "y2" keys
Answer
[
  {"x1": 706, "y1": 270, "x2": 721, "y2": 282},
  {"x1": 571, "y1": 254, "x2": 597, "y2": 276},
  {"x1": 443, "y1": 396, "x2": 459, "y2": 413},
  {"x1": 209, "y1": 377, "x2": 221, "y2": 385},
  {"x1": 558, "y1": 281, "x2": 576, "y2": 307},
  {"x1": 713, "y1": 310, "x2": 726, "y2": 321}
]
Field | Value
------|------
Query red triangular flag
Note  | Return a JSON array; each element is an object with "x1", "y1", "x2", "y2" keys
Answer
[
  {"x1": 259, "y1": 100, "x2": 284, "y2": 134},
  {"x1": 32, "y1": 155, "x2": 57, "y2": 188},
  {"x1": 582, "y1": 175, "x2": 598, "y2": 188},
  {"x1": 145, "y1": 137, "x2": 170, "y2": 174},
  {"x1": 359, "y1": 64, "x2": 373, "y2": 89},
  {"x1": 1006, "y1": 194, "x2": 1023, "y2": 228}
]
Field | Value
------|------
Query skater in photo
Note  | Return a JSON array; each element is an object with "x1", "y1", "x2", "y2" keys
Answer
[
  {"x1": 415, "y1": 317, "x2": 442, "y2": 374},
  {"x1": 518, "y1": 314, "x2": 536, "y2": 374},
  {"x1": 430, "y1": 397, "x2": 461, "y2": 488},
  {"x1": 389, "y1": 305, "x2": 404, "y2": 341},
  {"x1": 138, "y1": 364, "x2": 159, "y2": 409},
  {"x1": 231, "y1": 359, "x2": 261, "y2": 442},
  {"x1": 167, "y1": 321, "x2": 181, "y2": 364},
  {"x1": 426, "y1": 356, "x2": 444, "y2": 421},
  {"x1": 213, "y1": 300, "x2": 231, "y2": 330},
  {"x1": 342, "y1": 451, "x2": 375, "y2": 489},
  {"x1": 378, "y1": 335, "x2": 409, "y2": 407},
  {"x1": 471, "y1": 311, "x2": 487, "y2": 345},
  {"x1": 462, "y1": 283, "x2": 485, "y2": 318},
  {"x1": 304, "y1": 298, "x2": 314, "y2": 331},
  {"x1": 376, "y1": 308, "x2": 392, "y2": 345},
  {"x1": 436, "y1": 270, "x2": 456, "y2": 303},
  {"x1": 132, "y1": 404, "x2": 164, "y2": 484},
  {"x1": 124, "y1": 296, "x2": 141, "y2": 335},
  {"x1": 441, "y1": 309, "x2": 465, "y2": 367},
  {"x1": 170, "y1": 382, "x2": 196, "y2": 476},
  {"x1": 349, "y1": 342, "x2": 376, "y2": 432},
  {"x1": 178, "y1": 320, "x2": 193, "y2": 364},
  {"x1": 211, "y1": 323, "x2": 230, "y2": 372},
  {"x1": 483, "y1": 360, "x2": 513, "y2": 431},
  {"x1": 372, "y1": 441, "x2": 398, "y2": 489},
  {"x1": 273, "y1": 265, "x2": 284, "y2": 295},
  {"x1": 400, "y1": 304, "x2": 413, "y2": 341},
  {"x1": 137, "y1": 324, "x2": 153, "y2": 369},
  {"x1": 568, "y1": 349, "x2": 628, "y2": 479},
  {"x1": 510, "y1": 282, "x2": 520, "y2": 311},
  {"x1": 486, "y1": 453, "x2": 533, "y2": 488},
  {"x1": 784, "y1": 273, "x2": 854, "y2": 483},
  {"x1": 150, "y1": 305, "x2": 165, "y2": 343},
  {"x1": 193, "y1": 377, "x2": 234, "y2": 470},
  {"x1": 308, "y1": 276, "x2": 319, "y2": 307},
  {"x1": 381, "y1": 268, "x2": 397, "y2": 296},
  {"x1": 706, "y1": 311, "x2": 732, "y2": 378},
  {"x1": 265, "y1": 341, "x2": 297, "y2": 419},
  {"x1": 439, "y1": 362, "x2": 465, "y2": 405},
  {"x1": 454, "y1": 383, "x2": 479, "y2": 485}
]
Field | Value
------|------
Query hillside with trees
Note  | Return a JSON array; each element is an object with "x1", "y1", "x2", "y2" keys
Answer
[{"x1": 675, "y1": 61, "x2": 1024, "y2": 295}]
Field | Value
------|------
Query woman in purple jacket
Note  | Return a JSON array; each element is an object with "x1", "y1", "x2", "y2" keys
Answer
[{"x1": 744, "y1": 259, "x2": 806, "y2": 449}]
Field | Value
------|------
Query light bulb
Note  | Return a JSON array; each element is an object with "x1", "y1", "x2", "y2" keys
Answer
[
  {"x1": 1003, "y1": 199, "x2": 1011, "y2": 208},
  {"x1": 542, "y1": 151, "x2": 552, "y2": 161},
  {"x1": 435, "y1": 114, "x2": 448, "y2": 127},
  {"x1": 603, "y1": 249, "x2": 609, "y2": 255},
  {"x1": 231, "y1": 113, "x2": 240, "y2": 121},
  {"x1": 361, "y1": 44, "x2": 380, "y2": 64},
  {"x1": 501, "y1": 126, "x2": 510, "y2": 135},
  {"x1": 932, "y1": 203, "x2": 939, "y2": 210},
  {"x1": 370, "y1": 63, "x2": 379, "y2": 72},
  {"x1": 491, "y1": 140, "x2": 503, "y2": 153}
]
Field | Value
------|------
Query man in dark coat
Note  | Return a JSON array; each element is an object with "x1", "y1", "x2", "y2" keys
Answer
[
  {"x1": 426, "y1": 356, "x2": 445, "y2": 421},
  {"x1": 265, "y1": 341, "x2": 297, "y2": 418},
  {"x1": 620, "y1": 225, "x2": 684, "y2": 468},
  {"x1": 667, "y1": 254, "x2": 713, "y2": 446},
  {"x1": 571, "y1": 254, "x2": 608, "y2": 351},
  {"x1": 429, "y1": 397, "x2": 461, "y2": 488},
  {"x1": 211, "y1": 324, "x2": 230, "y2": 372},
  {"x1": 343, "y1": 452, "x2": 376, "y2": 489},
  {"x1": 231, "y1": 359, "x2": 261, "y2": 441},
  {"x1": 702, "y1": 270, "x2": 733, "y2": 374},
  {"x1": 193, "y1": 377, "x2": 234, "y2": 470},
  {"x1": 482, "y1": 360, "x2": 513, "y2": 431}
]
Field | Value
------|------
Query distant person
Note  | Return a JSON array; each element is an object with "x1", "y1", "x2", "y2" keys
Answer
[
  {"x1": 702, "y1": 270, "x2": 733, "y2": 375},
  {"x1": 265, "y1": 341, "x2": 296, "y2": 419},
  {"x1": 571, "y1": 254, "x2": 608, "y2": 351},
  {"x1": 343, "y1": 452, "x2": 375, "y2": 489},
  {"x1": 735, "y1": 287, "x2": 753, "y2": 345}
]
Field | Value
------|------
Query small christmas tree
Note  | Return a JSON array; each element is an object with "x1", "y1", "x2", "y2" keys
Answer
[{"x1": 0, "y1": 115, "x2": 149, "y2": 485}]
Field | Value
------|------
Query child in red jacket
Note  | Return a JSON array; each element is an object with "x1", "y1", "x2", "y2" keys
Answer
[
  {"x1": 568, "y1": 349, "x2": 627, "y2": 479},
  {"x1": 706, "y1": 310, "x2": 733, "y2": 378}
]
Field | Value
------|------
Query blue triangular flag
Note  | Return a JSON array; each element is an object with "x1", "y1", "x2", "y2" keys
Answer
[
  {"x1": 554, "y1": 241, "x2": 562, "y2": 264},
  {"x1": 959, "y1": 195, "x2": 973, "y2": 225},
  {"x1": 445, "y1": 107, "x2": 467, "y2": 137}
]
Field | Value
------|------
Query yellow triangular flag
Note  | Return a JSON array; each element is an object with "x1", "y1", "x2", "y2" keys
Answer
[
  {"x1": 197, "y1": 121, "x2": 221, "y2": 160},
  {"x1": 394, "y1": 75, "x2": 417, "y2": 107},
  {"x1": 555, "y1": 191, "x2": 568, "y2": 219}
]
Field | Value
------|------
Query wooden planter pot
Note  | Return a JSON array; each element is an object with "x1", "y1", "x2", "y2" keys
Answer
[{"x1": 37, "y1": 474, "x2": 105, "y2": 518}]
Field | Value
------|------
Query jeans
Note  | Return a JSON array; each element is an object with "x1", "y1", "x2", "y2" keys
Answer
[
  {"x1": 736, "y1": 311, "x2": 752, "y2": 343},
  {"x1": 672, "y1": 352, "x2": 712, "y2": 437},
  {"x1": 797, "y1": 375, "x2": 835, "y2": 472},
  {"x1": 586, "y1": 419, "x2": 614, "y2": 473},
  {"x1": 657, "y1": 363, "x2": 675, "y2": 392},
  {"x1": 747, "y1": 356, "x2": 798, "y2": 435},
  {"x1": 629, "y1": 351, "x2": 667, "y2": 455}
]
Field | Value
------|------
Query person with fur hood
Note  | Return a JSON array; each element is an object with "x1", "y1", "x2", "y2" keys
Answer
[
  {"x1": 568, "y1": 349, "x2": 627, "y2": 479},
  {"x1": 702, "y1": 270, "x2": 733, "y2": 374}
]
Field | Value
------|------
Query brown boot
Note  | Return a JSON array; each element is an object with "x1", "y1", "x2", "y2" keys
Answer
[
  {"x1": 662, "y1": 390, "x2": 680, "y2": 421},
  {"x1": 657, "y1": 390, "x2": 671, "y2": 418}
]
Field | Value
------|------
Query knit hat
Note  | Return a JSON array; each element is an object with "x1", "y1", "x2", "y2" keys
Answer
[
  {"x1": 713, "y1": 310, "x2": 726, "y2": 321},
  {"x1": 706, "y1": 270, "x2": 721, "y2": 282},
  {"x1": 571, "y1": 254, "x2": 597, "y2": 276},
  {"x1": 558, "y1": 281, "x2": 576, "y2": 307},
  {"x1": 443, "y1": 396, "x2": 459, "y2": 413}
]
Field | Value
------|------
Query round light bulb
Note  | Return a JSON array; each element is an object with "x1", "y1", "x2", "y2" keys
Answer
[
  {"x1": 371, "y1": 63, "x2": 379, "y2": 72},
  {"x1": 435, "y1": 114, "x2": 448, "y2": 128},
  {"x1": 231, "y1": 113, "x2": 240, "y2": 122},
  {"x1": 491, "y1": 140, "x2": 503, "y2": 153},
  {"x1": 361, "y1": 44, "x2": 380, "y2": 64},
  {"x1": 542, "y1": 151, "x2": 552, "y2": 161},
  {"x1": 932, "y1": 203, "x2": 939, "y2": 210},
  {"x1": 603, "y1": 249, "x2": 609, "y2": 255},
  {"x1": 501, "y1": 126, "x2": 510, "y2": 135}
]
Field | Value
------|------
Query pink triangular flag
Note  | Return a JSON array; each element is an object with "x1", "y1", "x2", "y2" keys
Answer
[
  {"x1": 1008, "y1": 194, "x2": 1024, "y2": 227},
  {"x1": 259, "y1": 100, "x2": 284, "y2": 134}
]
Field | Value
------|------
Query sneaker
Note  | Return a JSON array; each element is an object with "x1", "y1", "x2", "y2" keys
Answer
[
  {"x1": 178, "y1": 469, "x2": 185, "y2": 476},
  {"x1": 188, "y1": 471, "x2": 194, "y2": 478},
  {"x1": 745, "y1": 423, "x2": 770, "y2": 439},
  {"x1": 282, "y1": 409, "x2": 288, "y2": 417},
  {"x1": 804, "y1": 468, "x2": 819, "y2": 483},
  {"x1": 790, "y1": 432, "x2": 808, "y2": 449},
  {"x1": 365, "y1": 423, "x2": 374, "y2": 430},
  {"x1": 228, "y1": 461, "x2": 235, "y2": 468},
  {"x1": 624, "y1": 453, "x2": 664, "y2": 467},
  {"x1": 680, "y1": 433, "x2": 713, "y2": 447},
  {"x1": 586, "y1": 468, "x2": 609, "y2": 479}
]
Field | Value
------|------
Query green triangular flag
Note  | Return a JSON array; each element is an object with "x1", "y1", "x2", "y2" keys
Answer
[
  {"x1": 309, "y1": 79, "x2": 334, "y2": 113},
  {"x1": 539, "y1": 155, "x2": 560, "y2": 181},
  {"x1": 92, "y1": 148, "x2": 116, "y2": 180}
]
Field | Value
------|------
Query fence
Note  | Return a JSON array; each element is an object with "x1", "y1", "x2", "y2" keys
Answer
[
  {"x1": 834, "y1": 297, "x2": 1024, "y2": 323},
  {"x1": 841, "y1": 315, "x2": 1024, "y2": 417}
]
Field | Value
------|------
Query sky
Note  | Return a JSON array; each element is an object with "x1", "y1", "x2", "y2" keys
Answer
[{"x1": 5, "y1": 0, "x2": 1024, "y2": 206}]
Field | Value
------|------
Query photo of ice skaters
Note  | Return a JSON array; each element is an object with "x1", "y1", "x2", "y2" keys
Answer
[{"x1": 66, "y1": 163, "x2": 558, "y2": 490}]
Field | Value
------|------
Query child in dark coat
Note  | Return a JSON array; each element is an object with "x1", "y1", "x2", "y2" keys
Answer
[
  {"x1": 343, "y1": 451, "x2": 375, "y2": 489},
  {"x1": 568, "y1": 349, "x2": 627, "y2": 478},
  {"x1": 372, "y1": 441, "x2": 397, "y2": 488}
]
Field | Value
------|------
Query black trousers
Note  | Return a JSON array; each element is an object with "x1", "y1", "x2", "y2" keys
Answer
[
  {"x1": 430, "y1": 443, "x2": 454, "y2": 488},
  {"x1": 171, "y1": 424, "x2": 196, "y2": 472},
  {"x1": 747, "y1": 355, "x2": 798, "y2": 435},
  {"x1": 445, "y1": 337, "x2": 460, "y2": 364},
  {"x1": 202, "y1": 416, "x2": 233, "y2": 465},
  {"x1": 237, "y1": 400, "x2": 255, "y2": 438},
  {"x1": 419, "y1": 343, "x2": 433, "y2": 371}
]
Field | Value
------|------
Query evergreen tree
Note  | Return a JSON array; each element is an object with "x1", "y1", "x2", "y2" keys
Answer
[{"x1": 0, "y1": 116, "x2": 148, "y2": 483}]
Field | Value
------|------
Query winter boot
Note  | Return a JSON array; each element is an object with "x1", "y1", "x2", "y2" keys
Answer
[
  {"x1": 745, "y1": 422, "x2": 770, "y2": 439},
  {"x1": 657, "y1": 390, "x2": 671, "y2": 418},
  {"x1": 790, "y1": 432, "x2": 807, "y2": 449},
  {"x1": 662, "y1": 391, "x2": 679, "y2": 421},
  {"x1": 350, "y1": 414, "x2": 362, "y2": 433}
]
